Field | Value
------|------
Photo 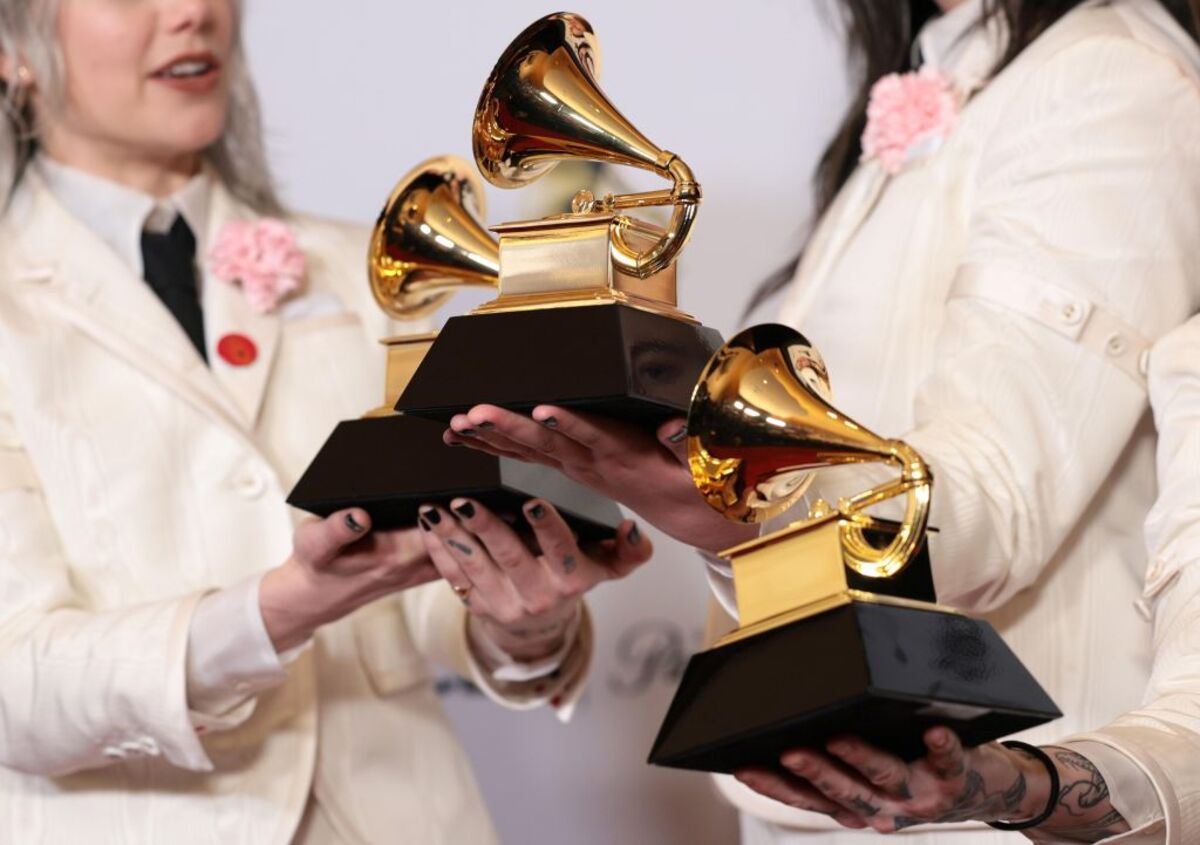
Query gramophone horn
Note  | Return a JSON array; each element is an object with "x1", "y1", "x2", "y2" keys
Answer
[
  {"x1": 472, "y1": 12, "x2": 700, "y2": 280},
  {"x1": 687, "y1": 324, "x2": 932, "y2": 578},
  {"x1": 368, "y1": 155, "x2": 500, "y2": 320}
]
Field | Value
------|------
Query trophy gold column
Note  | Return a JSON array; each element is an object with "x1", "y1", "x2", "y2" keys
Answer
[{"x1": 648, "y1": 325, "x2": 1060, "y2": 773}]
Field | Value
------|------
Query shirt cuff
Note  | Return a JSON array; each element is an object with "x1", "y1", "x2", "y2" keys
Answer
[
  {"x1": 1059, "y1": 740, "x2": 1164, "y2": 832},
  {"x1": 185, "y1": 572, "x2": 307, "y2": 732},
  {"x1": 700, "y1": 549, "x2": 740, "y2": 620}
]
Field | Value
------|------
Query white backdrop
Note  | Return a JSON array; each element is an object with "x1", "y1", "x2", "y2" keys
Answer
[{"x1": 243, "y1": 3, "x2": 851, "y2": 843}]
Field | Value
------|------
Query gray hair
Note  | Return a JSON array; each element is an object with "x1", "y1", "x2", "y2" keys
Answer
[{"x1": 0, "y1": 0, "x2": 282, "y2": 214}]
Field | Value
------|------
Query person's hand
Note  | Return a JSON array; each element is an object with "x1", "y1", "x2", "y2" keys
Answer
[
  {"x1": 734, "y1": 728, "x2": 1052, "y2": 833},
  {"x1": 417, "y1": 496, "x2": 652, "y2": 660},
  {"x1": 443, "y1": 404, "x2": 756, "y2": 554},
  {"x1": 259, "y1": 509, "x2": 437, "y2": 651}
]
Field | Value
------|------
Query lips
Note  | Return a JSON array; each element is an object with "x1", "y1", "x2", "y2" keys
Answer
[{"x1": 150, "y1": 51, "x2": 222, "y2": 93}]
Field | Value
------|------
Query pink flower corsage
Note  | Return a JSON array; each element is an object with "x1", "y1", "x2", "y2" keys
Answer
[
  {"x1": 861, "y1": 66, "x2": 959, "y2": 175},
  {"x1": 209, "y1": 219, "x2": 306, "y2": 313}
]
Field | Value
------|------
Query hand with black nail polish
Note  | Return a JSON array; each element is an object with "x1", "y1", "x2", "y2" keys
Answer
[
  {"x1": 258, "y1": 508, "x2": 437, "y2": 652},
  {"x1": 416, "y1": 497, "x2": 653, "y2": 663},
  {"x1": 440, "y1": 403, "x2": 756, "y2": 554}
]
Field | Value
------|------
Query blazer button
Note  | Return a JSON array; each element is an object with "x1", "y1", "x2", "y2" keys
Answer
[
  {"x1": 234, "y1": 469, "x2": 267, "y2": 499},
  {"x1": 1060, "y1": 302, "x2": 1083, "y2": 325}
]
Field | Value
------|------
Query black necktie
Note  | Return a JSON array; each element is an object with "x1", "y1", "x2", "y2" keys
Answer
[{"x1": 141, "y1": 215, "x2": 207, "y2": 362}]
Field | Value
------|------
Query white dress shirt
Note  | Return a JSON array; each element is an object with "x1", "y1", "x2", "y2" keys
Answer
[
  {"x1": 708, "y1": 1, "x2": 1200, "y2": 843},
  {"x1": 36, "y1": 156, "x2": 212, "y2": 276}
]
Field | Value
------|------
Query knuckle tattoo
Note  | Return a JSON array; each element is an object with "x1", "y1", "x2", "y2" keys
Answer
[{"x1": 850, "y1": 796, "x2": 880, "y2": 817}]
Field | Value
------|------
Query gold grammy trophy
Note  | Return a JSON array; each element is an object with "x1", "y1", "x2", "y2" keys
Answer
[
  {"x1": 648, "y1": 325, "x2": 1060, "y2": 773},
  {"x1": 288, "y1": 155, "x2": 622, "y2": 537},
  {"x1": 393, "y1": 12, "x2": 722, "y2": 427},
  {"x1": 291, "y1": 10, "x2": 722, "y2": 535}
]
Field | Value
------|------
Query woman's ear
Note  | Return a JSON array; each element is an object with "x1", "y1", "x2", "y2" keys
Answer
[
  {"x1": 0, "y1": 52, "x2": 33, "y2": 90},
  {"x1": 0, "y1": 54, "x2": 36, "y2": 116}
]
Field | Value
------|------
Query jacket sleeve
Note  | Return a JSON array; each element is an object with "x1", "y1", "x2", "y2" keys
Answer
[
  {"x1": 0, "y1": 373, "x2": 215, "y2": 776},
  {"x1": 1064, "y1": 318, "x2": 1200, "y2": 844},
  {"x1": 899, "y1": 36, "x2": 1200, "y2": 609}
]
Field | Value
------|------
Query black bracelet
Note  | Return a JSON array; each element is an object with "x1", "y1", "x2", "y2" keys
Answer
[{"x1": 986, "y1": 740, "x2": 1060, "y2": 832}]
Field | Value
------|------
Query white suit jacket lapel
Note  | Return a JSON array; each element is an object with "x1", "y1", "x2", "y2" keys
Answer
[
  {"x1": 200, "y1": 182, "x2": 281, "y2": 428},
  {"x1": 776, "y1": 160, "x2": 890, "y2": 330},
  {"x1": 11, "y1": 174, "x2": 247, "y2": 433},
  {"x1": 778, "y1": 5, "x2": 1013, "y2": 331}
]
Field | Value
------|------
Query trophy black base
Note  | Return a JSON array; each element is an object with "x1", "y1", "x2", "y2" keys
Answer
[
  {"x1": 287, "y1": 414, "x2": 623, "y2": 542},
  {"x1": 648, "y1": 600, "x2": 1061, "y2": 774},
  {"x1": 395, "y1": 303, "x2": 724, "y2": 424}
]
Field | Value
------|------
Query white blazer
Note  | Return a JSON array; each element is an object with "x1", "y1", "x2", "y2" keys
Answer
[
  {"x1": 719, "y1": 1, "x2": 1200, "y2": 842},
  {"x1": 0, "y1": 173, "x2": 518, "y2": 843}
]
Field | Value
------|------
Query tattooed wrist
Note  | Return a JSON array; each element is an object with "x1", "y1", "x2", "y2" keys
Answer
[
  {"x1": 890, "y1": 766, "x2": 1031, "y2": 830},
  {"x1": 889, "y1": 745, "x2": 1037, "y2": 831},
  {"x1": 1039, "y1": 747, "x2": 1130, "y2": 842}
]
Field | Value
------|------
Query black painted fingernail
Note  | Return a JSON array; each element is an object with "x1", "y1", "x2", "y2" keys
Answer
[
  {"x1": 540, "y1": 416, "x2": 559, "y2": 428},
  {"x1": 421, "y1": 507, "x2": 441, "y2": 525},
  {"x1": 667, "y1": 426, "x2": 687, "y2": 443},
  {"x1": 528, "y1": 502, "x2": 546, "y2": 520},
  {"x1": 459, "y1": 428, "x2": 477, "y2": 437},
  {"x1": 453, "y1": 501, "x2": 476, "y2": 519},
  {"x1": 477, "y1": 421, "x2": 494, "y2": 430},
  {"x1": 346, "y1": 513, "x2": 365, "y2": 533},
  {"x1": 628, "y1": 524, "x2": 641, "y2": 545},
  {"x1": 418, "y1": 516, "x2": 431, "y2": 531}
]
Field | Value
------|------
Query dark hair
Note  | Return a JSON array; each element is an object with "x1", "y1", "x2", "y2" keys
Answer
[{"x1": 746, "y1": 0, "x2": 1200, "y2": 314}]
